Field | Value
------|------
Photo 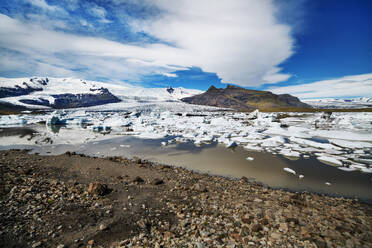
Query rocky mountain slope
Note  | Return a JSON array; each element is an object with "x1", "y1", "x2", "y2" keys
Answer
[
  {"x1": 182, "y1": 85, "x2": 310, "y2": 111},
  {"x1": 0, "y1": 77, "x2": 202, "y2": 110}
]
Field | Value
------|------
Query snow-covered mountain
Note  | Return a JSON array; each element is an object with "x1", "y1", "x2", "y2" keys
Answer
[
  {"x1": 0, "y1": 77, "x2": 203, "y2": 109},
  {"x1": 303, "y1": 98, "x2": 372, "y2": 109}
]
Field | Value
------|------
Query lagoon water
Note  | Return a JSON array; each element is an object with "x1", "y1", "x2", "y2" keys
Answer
[{"x1": 1, "y1": 125, "x2": 371, "y2": 203}]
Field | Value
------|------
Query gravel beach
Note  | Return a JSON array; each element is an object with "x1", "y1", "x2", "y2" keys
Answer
[{"x1": 0, "y1": 149, "x2": 371, "y2": 248}]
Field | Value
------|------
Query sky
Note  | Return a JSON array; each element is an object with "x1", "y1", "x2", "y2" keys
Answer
[{"x1": 0, "y1": 0, "x2": 371, "y2": 99}]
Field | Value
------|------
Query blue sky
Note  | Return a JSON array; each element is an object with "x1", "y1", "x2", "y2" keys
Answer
[{"x1": 0, "y1": 0, "x2": 371, "y2": 98}]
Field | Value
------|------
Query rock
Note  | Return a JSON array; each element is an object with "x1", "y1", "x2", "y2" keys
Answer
[
  {"x1": 251, "y1": 224, "x2": 262, "y2": 232},
  {"x1": 196, "y1": 242, "x2": 205, "y2": 248},
  {"x1": 32, "y1": 241, "x2": 42, "y2": 248},
  {"x1": 137, "y1": 219, "x2": 151, "y2": 232},
  {"x1": 151, "y1": 178, "x2": 164, "y2": 185},
  {"x1": 300, "y1": 227, "x2": 311, "y2": 239},
  {"x1": 260, "y1": 218, "x2": 269, "y2": 225},
  {"x1": 56, "y1": 245, "x2": 65, "y2": 248},
  {"x1": 279, "y1": 223, "x2": 288, "y2": 233},
  {"x1": 99, "y1": 224, "x2": 108, "y2": 231},
  {"x1": 192, "y1": 183, "x2": 207, "y2": 192},
  {"x1": 270, "y1": 232, "x2": 282, "y2": 239},
  {"x1": 88, "y1": 182, "x2": 108, "y2": 196},
  {"x1": 285, "y1": 217, "x2": 299, "y2": 225},
  {"x1": 87, "y1": 240, "x2": 94, "y2": 245},
  {"x1": 133, "y1": 176, "x2": 144, "y2": 183},
  {"x1": 313, "y1": 239, "x2": 327, "y2": 248}
]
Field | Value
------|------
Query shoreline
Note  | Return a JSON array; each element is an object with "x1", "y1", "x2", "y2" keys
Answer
[{"x1": 1, "y1": 149, "x2": 371, "y2": 247}]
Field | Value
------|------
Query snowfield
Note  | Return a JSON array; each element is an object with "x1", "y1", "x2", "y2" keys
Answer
[
  {"x1": 0, "y1": 105, "x2": 371, "y2": 174},
  {"x1": 304, "y1": 97, "x2": 372, "y2": 109},
  {"x1": 0, "y1": 77, "x2": 203, "y2": 108}
]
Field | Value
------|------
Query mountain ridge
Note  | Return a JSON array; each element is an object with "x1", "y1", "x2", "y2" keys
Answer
[
  {"x1": 181, "y1": 84, "x2": 311, "y2": 111},
  {"x1": 0, "y1": 77, "x2": 202, "y2": 110}
]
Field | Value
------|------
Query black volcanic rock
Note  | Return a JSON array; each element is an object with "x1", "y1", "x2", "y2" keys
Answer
[
  {"x1": 181, "y1": 85, "x2": 310, "y2": 111},
  {"x1": 1, "y1": 78, "x2": 121, "y2": 109},
  {"x1": 19, "y1": 88, "x2": 120, "y2": 109}
]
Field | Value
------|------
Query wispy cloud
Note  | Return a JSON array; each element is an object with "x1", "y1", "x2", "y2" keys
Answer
[
  {"x1": 269, "y1": 73, "x2": 372, "y2": 99},
  {"x1": 162, "y1": 73, "x2": 178, "y2": 78},
  {"x1": 0, "y1": 0, "x2": 299, "y2": 86},
  {"x1": 25, "y1": 0, "x2": 66, "y2": 13},
  {"x1": 87, "y1": 3, "x2": 112, "y2": 23}
]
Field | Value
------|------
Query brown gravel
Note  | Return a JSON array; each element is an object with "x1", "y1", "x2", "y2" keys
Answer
[{"x1": 0, "y1": 149, "x2": 371, "y2": 248}]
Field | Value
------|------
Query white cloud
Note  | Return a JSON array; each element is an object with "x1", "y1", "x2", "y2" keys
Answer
[
  {"x1": 269, "y1": 73, "x2": 372, "y2": 99},
  {"x1": 25, "y1": 0, "x2": 66, "y2": 13},
  {"x1": 162, "y1": 73, "x2": 178, "y2": 78},
  {"x1": 0, "y1": 0, "x2": 296, "y2": 86},
  {"x1": 88, "y1": 4, "x2": 112, "y2": 23},
  {"x1": 133, "y1": 0, "x2": 294, "y2": 86}
]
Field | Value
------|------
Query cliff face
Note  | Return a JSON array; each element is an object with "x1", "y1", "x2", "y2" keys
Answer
[
  {"x1": 0, "y1": 78, "x2": 121, "y2": 109},
  {"x1": 0, "y1": 78, "x2": 47, "y2": 98},
  {"x1": 18, "y1": 88, "x2": 121, "y2": 109},
  {"x1": 181, "y1": 85, "x2": 310, "y2": 111}
]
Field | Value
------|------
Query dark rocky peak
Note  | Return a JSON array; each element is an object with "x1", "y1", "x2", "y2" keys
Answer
[
  {"x1": 207, "y1": 85, "x2": 217, "y2": 91},
  {"x1": 226, "y1": 85, "x2": 244, "y2": 90},
  {"x1": 30, "y1": 77, "x2": 48, "y2": 86},
  {"x1": 167, "y1": 86, "x2": 174, "y2": 94}
]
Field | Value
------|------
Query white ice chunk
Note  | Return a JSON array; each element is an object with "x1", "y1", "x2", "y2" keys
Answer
[
  {"x1": 283, "y1": 167, "x2": 296, "y2": 175},
  {"x1": 316, "y1": 155, "x2": 343, "y2": 166},
  {"x1": 289, "y1": 137, "x2": 341, "y2": 150},
  {"x1": 120, "y1": 144, "x2": 131, "y2": 148},
  {"x1": 338, "y1": 167, "x2": 357, "y2": 172},
  {"x1": 360, "y1": 167, "x2": 372, "y2": 173},
  {"x1": 246, "y1": 157, "x2": 254, "y2": 161},
  {"x1": 0, "y1": 115, "x2": 27, "y2": 126},
  {"x1": 329, "y1": 139, "x2": 372, "y2": 149},
  {"x1": 244, "y1": 144, "x2": 263, "y2": 152},
  {"x1": 280, "y1": 149, "x2": 300, "y2": 158},
  {"x1": 299, "y1": 175, "x2": 304, "y2": 179}
]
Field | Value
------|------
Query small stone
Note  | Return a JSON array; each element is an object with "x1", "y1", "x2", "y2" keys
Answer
[
  {"x1": 193, "y1": 183, "x2": 207, "y2": 192},
  {"x1": 196, "y1": 242, "x2": 205, "y2": 248},
  {"x1": 251, "y1": 224, "x2": 262, "y2": 232},
  {"x1": 88, "y1": 182, "x2": 108, "y2": 196},
  {"x1": 270, "y1": 232, "x2": 282, "y2": 239},
  {"x1": 151, "y1": 178, "x2": 164, "y2": 185},
  {"x1": 133, "y1": 176, "x2": 144, "y2": 183},
  {"x1": 56, "y1": 245, "x2": 65, "y2": 248},
  {"x1": 32, "y1": 241, "x2": 42, "y2": 248},
  {"x1": 285, "y1": 217, "x2": 299, "y2": 225},
  {"x1": 99, "y1": 224, "x2": 108, "y2": 231},
  {"x1": 300, "y1": 227, "x2": 311, "y2": 238},
  {"x1": 87, "y1": 240, "x2": 94, "y2": 245}
]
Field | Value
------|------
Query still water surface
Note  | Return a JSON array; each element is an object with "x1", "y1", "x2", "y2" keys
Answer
[{"x1": 1, "y1": 126, "x2": 371, "y2": 203}]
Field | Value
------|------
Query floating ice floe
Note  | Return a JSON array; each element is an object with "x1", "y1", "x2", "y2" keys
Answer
[
  {"x1": 1, "y1": 108, "x2": 371, "y2": 174},
  {"x1": 279, "y1": 149, "x2": 300, "y2": 158},
  {"x1": 316, "y1": 155, "x2": 343, "y2": 166},
  {"x1": 299, "y1": 175, "x2": 304, "y2": 179},
  {"x1": 325, "y1": 182, "x2": 331, "y2": 186},
  {"x1": 338, "y1": 167, "x2": 357, "y2": 172},
  {"x1": 329, "y1": 139, "x2": 372, "y2": 149},
  {"x1": 0, "y1": 115, "x2": 27, "y2": 126},
  {"x1": 283, "y1": 168, "x2": 296, "y2": 175},
  {"x1": 246, "y1": 157, "x2": 254, "y2": 161}
]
